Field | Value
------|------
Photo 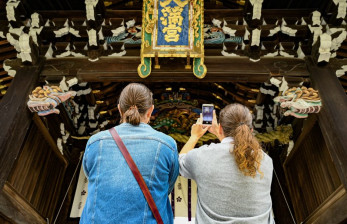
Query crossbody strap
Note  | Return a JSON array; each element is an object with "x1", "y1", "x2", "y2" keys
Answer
[{"x1": 109, "y1": 128, "x2": 164, "y2": 224}]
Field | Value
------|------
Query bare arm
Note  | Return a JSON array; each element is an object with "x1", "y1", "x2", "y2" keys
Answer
[{"x1": 180, "y1": 114, "x2": 210, "y2": 155}]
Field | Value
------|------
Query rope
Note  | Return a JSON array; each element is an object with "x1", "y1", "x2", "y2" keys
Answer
[
  {"x1": 273, "y1": 169, "x2": 297, "y2": 224},
  {"x1": 52, "y1": 152, "x2": 84, "y2": 224}
]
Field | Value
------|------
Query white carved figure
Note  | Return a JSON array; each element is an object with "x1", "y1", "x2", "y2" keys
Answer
[
  {"x1": 19, "y1": 34, "x2": 32, "y2": 62},
  {"x1": 263, "y1": 51, "x2": 278, "y2": 57},
  {"x1": 331, "y1": 30, "x2": 347, "y2": 51},
  {"x1": 268, "y1": 26, "x2": 280, "y2": 37},
  {"x1": 318, "y1": 33, "x2": 332, "y2": 62},
  {"x1": 281, "y1": 19, "x2": 297, "y2": 37},
  {"x1": 108, "y1": 49, "x2": 127, "y2": 57},
  {"x1": 88, "y1": 29, "x2": 98, "y2": 46},
  {"x1": 6, "y1": 0, "x2": 20, "y2": 21},
  {"x1": 270, "y1": 77, "x2": 282, "y2": 87},
  {"x1": 31, "y1": 13, "x2": 41, "y2": 28},
  {"x1": 336, "y1": 65, "x2": 347, "y2": 77},
  {"x1": 260, "y1": 86, "x2": 276, "y2": 96},
  {"x1": 54, "y1": 19, "x2": 70, "y2": 37},
  {"x1": 6, "y1": 33, "x2": 20, "y2": 51},
  {"x1": 3, "y1": 62, "x2": 16, "y2": 77},
  {"x1": 311, "y1": 11, "x2": 321, "y2": 26},
  {"x1": 112, "y1": 25, "x2": 125, "y2": 37},
  {"x1": 308, "y1": 25, "x2": 323, "y2": 45},
  {"x1": 333, "y1": 0, "x2": 347, "y2": 19},
  {"x1": 253, "y1": 122, "x2": 263, "y2": 128},
  {"x1": 251, "y1": 29, "x2": 261, "y2": 46},
  {"x1": 29, "y1": 26, "x2": 43, "y2": 45},
  {"x1": 53, "y1": 19, "x2": 81, "y2": 38},
  {"x1": 69, "y1": 27, "x2": 81, "y2": 37},
  {"x1": 222, "y1": 20, "x2": 237, "y2": 37},
  {"x1": 212, "y1": 18, "x2": 222, "y2": 28},
  {"x1": 126, "y1": 19, "x2": 135, "y2": 29},
  {"x1": 249, "y1": 0, "x2": 264, "y2": 20},
  {"x1": 255, "y1": 105, "x2": 265, "y2": 121},
  {"x1": 85, "y1": 0, "x2": 98, "y2": 21},
  {"x1": 9, "y1": 25, "x2": 24, "y2": 36},
  {"x1": 278, "y1": 77, "x2": 288, "y2": 92}
]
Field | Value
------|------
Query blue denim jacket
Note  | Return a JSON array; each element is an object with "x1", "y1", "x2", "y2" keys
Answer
[{"x1": 80, "y1": 123, "x2": 179, "y2": 224}]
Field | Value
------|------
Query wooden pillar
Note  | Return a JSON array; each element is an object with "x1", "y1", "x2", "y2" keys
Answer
[
  {"x1": 303, "y1": 57, "x2": 347, "y2": 223},
  {"x1": 0, "y1": 59, "x2": 45, "y2": 223},
  {"x1": 0, "y1": 60, "x2": 44, "y2": 188},
  {"x1": 307, "y1": 57, "x2": 347, "y2": 189}
]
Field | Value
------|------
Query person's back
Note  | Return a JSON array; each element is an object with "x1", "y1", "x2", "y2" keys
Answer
[
  {"x1": 179, "y1": 103, "x2": 274, "y2": 224},
  {"x1": 180, "y1": 140, "x2": 273, "y2": 223},
  {"x1": 80, "y1": 83, "x2": 179, "y2": 224}
]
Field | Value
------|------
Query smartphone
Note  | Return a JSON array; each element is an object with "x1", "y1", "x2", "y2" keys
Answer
[{"x1": 202, "y1": 104, "x2": 214, "y2": 125}]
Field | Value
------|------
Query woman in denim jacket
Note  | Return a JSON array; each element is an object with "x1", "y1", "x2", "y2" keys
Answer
[
  {"x1": 80, "y1": 83, "x2": 179, "y2": 224},
  {"x1": 180, "y1": 104, "x2": 274, "y2": 224}
]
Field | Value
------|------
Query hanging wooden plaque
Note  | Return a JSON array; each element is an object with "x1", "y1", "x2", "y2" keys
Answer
[{"x1": 138, "y1": 0, "x2": 206, "y2": 78}]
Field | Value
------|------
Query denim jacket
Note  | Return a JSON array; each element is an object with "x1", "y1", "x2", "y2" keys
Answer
[{"x1": 80, "y1": 123, "x2": 179, "y2": 224}]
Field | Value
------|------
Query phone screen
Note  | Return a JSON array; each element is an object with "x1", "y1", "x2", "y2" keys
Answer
[{"x1": 202, "y1": 105, "x2": 214, "y2": 125}]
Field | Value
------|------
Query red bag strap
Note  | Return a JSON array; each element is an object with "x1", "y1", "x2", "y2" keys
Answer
[{"x1": 109, "y1": 128, "x2": 164, "y2": 224}]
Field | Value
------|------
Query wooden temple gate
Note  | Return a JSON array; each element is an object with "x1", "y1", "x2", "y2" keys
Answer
[{"x1": 0, "y1": 0, "x2": 347, "y2": 223}]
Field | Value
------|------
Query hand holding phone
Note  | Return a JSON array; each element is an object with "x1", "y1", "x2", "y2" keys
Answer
[
  {"x1": 208, "y1": 110, "x2": 221, "y2": 139},
  {"x1": 190, "y1": 114, "x2": 210, "y2": 139}
]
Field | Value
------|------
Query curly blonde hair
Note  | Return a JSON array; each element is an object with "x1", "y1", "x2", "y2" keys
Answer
[{"x1": 220, "y1": 104, "x2": 263, "y2": 178}]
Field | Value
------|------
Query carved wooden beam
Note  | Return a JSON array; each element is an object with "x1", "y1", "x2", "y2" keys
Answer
[
  {"x1": 34, "y1": 9, "x2": 314, "y2": 20},
  {"x1": 39, "y1": 56, "x2": 310, "y2": 82}
]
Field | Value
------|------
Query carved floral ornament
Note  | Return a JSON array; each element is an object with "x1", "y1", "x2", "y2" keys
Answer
[{"x1": 138, "y1": 0, "x2": 206, "y2": 79}]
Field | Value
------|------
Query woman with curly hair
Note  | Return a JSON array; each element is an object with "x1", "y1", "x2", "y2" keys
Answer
[{"x1": 179, "y1": 103, "x2": 274, "y2": 224}]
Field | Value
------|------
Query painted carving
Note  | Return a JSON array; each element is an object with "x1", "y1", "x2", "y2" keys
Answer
[
  {"x1": 106, "y1": 21, "x2": 243, "y2": 45},
  {"x1": 205, "y1": 24, "x2": 243, "y2": 44},
  {"x1": 106, "y1": 21, "x2": 142, "y2": 44},
  {"x1": 27, "y1": 86, "x2": 76, "y2": 116},
  {"x1": 274, "y1": 86, "x2": 322, "y2": 118}
]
